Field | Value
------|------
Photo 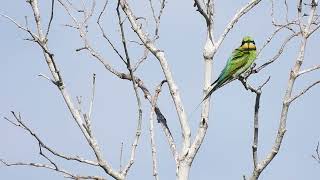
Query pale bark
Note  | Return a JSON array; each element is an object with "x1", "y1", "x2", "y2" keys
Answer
[{"x1": 249, "y1": 1, "x2": 320, "y2": 179}]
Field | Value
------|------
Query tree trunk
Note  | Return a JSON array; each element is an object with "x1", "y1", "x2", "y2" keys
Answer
[{"x1": 176, "y1": 161, "x2": 191, "y2": 180}]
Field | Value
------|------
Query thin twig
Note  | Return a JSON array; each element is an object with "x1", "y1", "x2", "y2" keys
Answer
[
  {"x1": 38, "y1": 73, "x2": 57, "y2": 85},
  {"x1": 193, "y1": 0, "x2": 210, "y2": 24},
  {"x1": 83, "y1": 73, "x2": 96, "y2": 136},
  {"x1": 254, "y1": 32, "x2": 300, "y2": 74},
  {"x1": 96, "y1": 0, "x2": 127, "y2": 65},
  {"x1": 119, "y1": 142, "x2": 123, "y2": 171},
  {"x1": 38, "y1": 143, "x2": 58, "y2": 170},
  {"x1": 312, "y1": 142, "x2": 320, "y2": 163},
  {"x1": 214, "y1": 0, "x2": 262, "y2": 55},
  {"x1": 5, "y1": 111, "x2": 99, "y2": 166},
  {"x1": 116, "y1": 2, "x2": 142, "y2": 176},
  {"x1": 45, "y1": 0, "x2": 55, "y2": 38},
  {"x1": 0, "y1": 13, "x2": 39, "y2": 40},
  {"x1": 148, "y1": 80, "x2": 166, "y2": 180},
  {"x1": 132, "y1": 47, "x2": 149, "y2": 72},
  {"x1": 288, "y1": 80, "x2": 320, "y2": 103},
  {"x1": 88, "y1": 73, "x2": 96, "y2": 121},
  {"x1": 297, "y1": 64, "x2": 320, "y2": 76},
  {"x1": 148, "y1": 0, "x2": 166, "y2": 39},
  {"x1": 257, "y1": 23, "x2": 296, "y2": 57},
  {"x1": 0, "y1": 159, "x2": 104, "y2": 180},
  {"x1": 238, "y1": 76, "x2": 271, "y2": 172}
]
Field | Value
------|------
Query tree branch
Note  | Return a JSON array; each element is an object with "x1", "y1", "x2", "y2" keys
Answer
[
  {"x1": 288, "y1": 80, "x2": 320, "y2": 103},
  {"x1": 297, "y1": 64, "x2": 320, "y2": 76},
  {"x1": 214, "y1": 0, "x2": 262, "y2": 55},
  {"x1": 312, "y1": 142, "x2": 320, "y2": 164},
  {"x1": 254, "y1": 32, "x2": 300, "y2": 74},
  {"x1": 18, "y1": 1, "x2": 125, "y2": 179},
  {"x1": 3, "y1": 112, "x2": 99, "y2": 166},
  {"x1": 239, "y1": 77, "x2": 270, "y2": 174},
  {"x1": 148, "y1": 80, "x2": 167, "y2": 180},
  {"x1": 119, "y1": 0, "x2": 191, "y2": 158},
  {"x1": 249, "y1": 1, "x2": 319, "y2": 178},
  {"x1": 116, "y1": 2, "x2": 143, "y2": 175},
  {"x1": 0, "y1": 159, "x2": 104, "y2": 180},
  {"x1": 45, "y1": 0, "x2": 55, "y2": 38}
]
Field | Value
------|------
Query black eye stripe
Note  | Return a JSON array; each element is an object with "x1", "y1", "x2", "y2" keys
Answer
[{"x1": 242, "y1": 40, "x2": 255, "y2": 44}]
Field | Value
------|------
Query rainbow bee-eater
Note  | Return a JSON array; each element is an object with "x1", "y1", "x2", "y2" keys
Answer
[{"x1": 203, "y1": 36, "x2": 257, "y2": 101}]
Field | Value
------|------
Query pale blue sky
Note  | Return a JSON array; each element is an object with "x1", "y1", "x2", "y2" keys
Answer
[{"x1": 1, "y1": 0, "x2": 320, "y2": 180}]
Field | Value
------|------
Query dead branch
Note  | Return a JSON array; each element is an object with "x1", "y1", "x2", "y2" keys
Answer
[
  {"x1": 312, "y1": 142, "x2": 320, "y2": 164},
  {"x1": 239, "y1": 77, "x2": 270, "y2": 173},
  {"x1": 249, "y1": 1, "x2": 320, "y2": 179},
  {"x1": 288, "y1": 80, "x2": 320, "y2": 103},
  {"x1": 116, "y1": 2, "x2": 143, "y2": 175},
  {"x1": 3, "y1": 111, "x2": 99, "y2": 166},
  {"x1": 297, "y1": 64, "x2": 320, "y2": 76},
  {"x1": 0, "y1": 159, "x2": 104, "y2": 180},
  {"x1": 119, "y1": 0, "x2": 191, "y2": 160},
  {"x1": 148, "y1": 80, "x2": 167, "y2": 180}
]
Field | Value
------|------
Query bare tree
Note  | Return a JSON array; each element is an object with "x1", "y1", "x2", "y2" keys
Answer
[{"x1": 1, "y1": 0, "x2": 320, "y2": 180}]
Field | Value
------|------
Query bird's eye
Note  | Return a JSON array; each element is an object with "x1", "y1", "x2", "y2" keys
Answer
[{"x1": 241, "y1": 41, "x2": 245, "y2": 45}]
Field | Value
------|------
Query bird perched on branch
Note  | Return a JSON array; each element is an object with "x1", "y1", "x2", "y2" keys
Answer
[
  {"x1": 190, "y1": 36, "x2": 257, "y2": 115},
  {"x1": 203, "y1": 36, "x2": 257, "y2": 101}
]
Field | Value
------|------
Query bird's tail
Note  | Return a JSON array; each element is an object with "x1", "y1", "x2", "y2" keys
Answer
[
  {"x1": 188, "y1": 76, "x2": 235, "y2": 119},
  {"x1": 187, "y1": 85, "x2": 218, "y2": 119},
  {"x1": 202, "y1": 85, "x2": 218, "y2": 102},
  {"x1": 187, "y1": 98, "x2": 205, "y2": 119}
]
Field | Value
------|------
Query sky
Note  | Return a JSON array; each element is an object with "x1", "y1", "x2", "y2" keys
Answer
[{"x1": 1, "y1": 0, "x2": 320, "y2": 180}]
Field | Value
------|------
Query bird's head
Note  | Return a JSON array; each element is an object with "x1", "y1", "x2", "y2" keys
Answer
[{"x1": 240, "y1": 36, "x2": 256, "y2": 51}]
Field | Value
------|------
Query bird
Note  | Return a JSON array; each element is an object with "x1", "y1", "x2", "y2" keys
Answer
[
  {"x1": 203, "y1": 36, "x2": 257, "y2": 100},
  {"x1": 189, "y1": 36, "x2": 257, "y2": 117}
]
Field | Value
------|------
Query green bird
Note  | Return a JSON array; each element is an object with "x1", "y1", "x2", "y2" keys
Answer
[
  {"x1": 203, "y1": 36, "x2": 257, "y2": 101},
  {"x1": 189, "y1": 36, "x2": 257, "y2": 117}
]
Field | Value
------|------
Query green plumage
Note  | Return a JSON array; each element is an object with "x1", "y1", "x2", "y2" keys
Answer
[{"x1": 203, "y1": 36, "x2": 257, "y2": 101}]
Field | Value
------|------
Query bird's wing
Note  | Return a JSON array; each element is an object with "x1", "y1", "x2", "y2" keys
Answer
[
  {"x1": 233, "y1": 51, "x2": 257, "y2": 77},
  {"x1": 227, "y1": 51, "x2": 249, "y2": 76},
  {"x1": 212, "y1": 48, "x2": 248, "y2": 86},
  {"x1": 203, "y1": 49, "x2": 248, "y2": 101}
]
